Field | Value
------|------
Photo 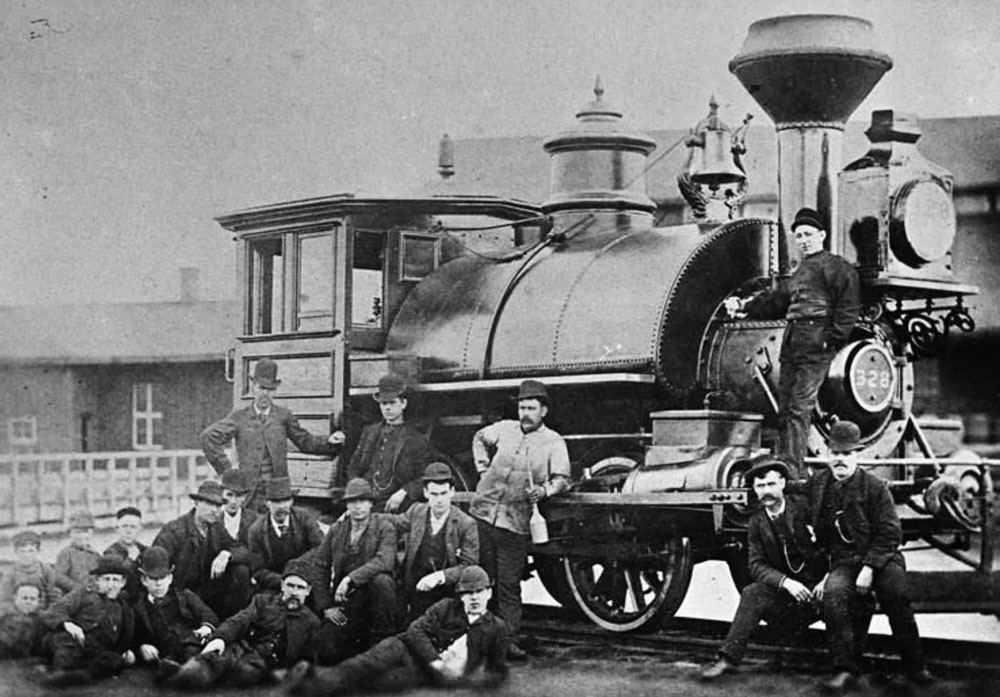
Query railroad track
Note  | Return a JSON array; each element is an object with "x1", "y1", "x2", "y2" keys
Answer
[{"x1": 521, "y1": 604, "x2": 1000, "y2": 677}]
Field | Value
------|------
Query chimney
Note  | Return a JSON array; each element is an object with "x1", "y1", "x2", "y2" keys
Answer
[{"x1": 180, "y1": 267, "x2": 200, "y2": 303}]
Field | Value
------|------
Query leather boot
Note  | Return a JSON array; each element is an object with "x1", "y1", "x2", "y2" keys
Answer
[{"x1": 700, "y1": 656, "x2": 735, "y2": 681}]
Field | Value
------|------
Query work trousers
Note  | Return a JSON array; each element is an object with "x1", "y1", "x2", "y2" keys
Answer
[
  {"x1": 824, "y1": 560, "x2": 924, "y2": 675},
  {"x1": 194, "y1": 642, "x2": 277, "y2": 687},
  {"x1": 476, "y1": 519, "x2": 530, "y2": 638},
  {"x1": 719, "y1": 581, "x2": 820, "y2": 663},
  {"x1": 308, "y1": 636, "x2": 428, "y2": 694},
  {"x1": 777, "y1": 353, "x2": 833, "y2": 477},
  {"x1": 201, "y1": 563, "x2": 254, "y2": 620},
  {"x1": 46, "y1": 631, "x2": 125, "y2": 679},
  {"x1": 315, "y1": 572, "x2": 399, "y2": 665}
]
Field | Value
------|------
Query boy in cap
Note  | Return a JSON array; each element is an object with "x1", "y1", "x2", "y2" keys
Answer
[
  {"x1": 347, "y1": 373, "x2": 438, "y2": 513},
  {"x1": 311, "y1": 477, "x2": 399, "y2": 664},
  {"x1": 132, "y1": 545, "x2": 218, "y2": 683},
  {"x1": 287, "y1": 565, "x2": 509, "y2": 696},
  {"x1": 203, "y1": 469, "x2": 258, "y2": 618},
  {"x1": 701, "y1": 457, "x2": 826, "y2": 680},
  {"x1": 809, "y1": 421, "x2": 932, "y2": 690},
  {"x1": 0, "y1": 530, "x2": 60, "y2": 610},
  {"x1": 54, "y1": 510, "x2": 102, "y2": 592},
  {"x1": 103, "y1": 506, "x2": 148, "y2": 603},
  {"x1": 39, "y1": 555, "x2": 135, "y2": 687},
  {"x1": 725, "y1": 207, "x2": 860, "y2": 478},
  {"x1": 201, "y1": 358, "x2": 344, "y2": 513},
  {"x1": 390, "y1": 462, "x2": 479, "y2": 620},
  {"x1": 153, "y1": 480, "x2": 224, "y2": 596},
  {"x1": 247, "y1": 476, "x2": 323, "y2": 592},
  {"x1": 0, "y1": 582, "x2": 44, "y2": 659},
  {"x1": 168, "y1": 559, "x2": 320, "y2": 689}
]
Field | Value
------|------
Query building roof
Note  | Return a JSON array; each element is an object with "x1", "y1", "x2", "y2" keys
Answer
[
  {"x1": 418, "y1": 115, "x2": 1000, "y2": 204},
  {"x1": 0, "y1": 301, "x2": 239, "y2": 365}
]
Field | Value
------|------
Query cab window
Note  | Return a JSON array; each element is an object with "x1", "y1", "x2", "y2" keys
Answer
[
  {"x1": 249, "y1": 237, "x2": 283, "y2": 334},
  {"x1": 296, "y1": 233, "x2": 333, "y2": 331},
  {"x1": 353, "y1": 230, "x2": 385, "y2": 328}
]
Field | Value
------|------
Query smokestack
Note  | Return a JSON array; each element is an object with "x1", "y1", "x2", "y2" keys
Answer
[
  {"x1": 729, "y1": 15, "x2": 892, "y2": 270},
  {"x1": 180, "y1": 267, "x2": 200, "y2": 303}
]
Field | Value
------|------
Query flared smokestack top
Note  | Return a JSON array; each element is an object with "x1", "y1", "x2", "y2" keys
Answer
[{"x1": 729, "y1": 15, "x2": 892, "y2": 129}]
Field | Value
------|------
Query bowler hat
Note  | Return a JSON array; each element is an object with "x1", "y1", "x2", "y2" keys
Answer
[
  {"x1": 91, "y1": 555, "x2": 130, "y2": 578},
  {"x1": 138, "y1": 546, "x2": 174, "y2": 580},
  {"x1": 422, "y1": 462, "x2": 454, "y2": 483},
  {"x1": 514, "y1": 379, "x2": 549, "y2": 403},
  {"x1": 373, "y1": 374, "x2": 407, "y2": 402},
  {"x1": 264, "y1": 477, "x2": 296, "y2": 501},
  {"x1": 282, "y1": 558, "x2": 313, "y2": 583},
  {"x1": 342, "y1": 478, "x2": 374, "y2": 502},
  {"x1": 12, "y1": 530, "x2": 41, "y2": 549},
  {"x1": 456, "y1": 565, "x2": 491, "y2": 593},
  {"x1": 744, "y1": 457, "x2": 791, "y2": 486},
  {"x1": 190, "y1": 480, "x2": 225, "y2": 505},
  {"x1": 829, "y1": 420, "x2": 862, "y2": 454},
  {"x1": 221, "y1": 469, "x2": 252, "y2": 495},
  {"x1": 68, "y1": 511, "x2": 95, "y2": 529},
  {"x1": 252, "y1": 358, "x2": 281, "y2": 389},
  {"x1": 790, "y1": 207, "x2": 825, "y2": 233}
]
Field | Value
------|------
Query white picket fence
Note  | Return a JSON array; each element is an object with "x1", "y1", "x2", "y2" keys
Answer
[{"x1": 0, "y1": 450, "x2": 216, "y2": 528}]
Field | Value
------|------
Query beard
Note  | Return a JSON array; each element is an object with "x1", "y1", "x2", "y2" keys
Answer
[{"x1": 283, "y1": 596, "x2": 303, "y2": 611}]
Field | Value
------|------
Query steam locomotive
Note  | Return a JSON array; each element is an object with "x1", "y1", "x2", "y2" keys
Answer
[{"x1": 215, "y1": 14, "x2": 997, "y2": 633}]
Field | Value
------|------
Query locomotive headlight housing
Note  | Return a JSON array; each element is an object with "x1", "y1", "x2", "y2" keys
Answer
[{"x1": 890, "y1": 180, "x2": 957, "y2": 267}]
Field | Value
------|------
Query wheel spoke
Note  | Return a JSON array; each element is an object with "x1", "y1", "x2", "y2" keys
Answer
[{"x1": 625, "y1": 568, "x2": 646, "y2": 611}]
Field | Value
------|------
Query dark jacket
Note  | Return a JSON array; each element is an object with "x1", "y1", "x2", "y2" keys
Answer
[
  {"x1": 748, "y1": 495, "x2": 826, "y2": 589},
  {"x1": 311, "y1": 514, "x2": 397, "y2": 610},
  {"x1": 393, "y1": 504, "x2": 479, "y2": 593},
  {"x1": 211, "y1": 592, "x2": 320, "y2": 666},
  {"x1": 401, "y1": 598, "x2": 508, "y2": 683},
  {"x1": 347, "y1": 422, "x2": 438, "y2": 504},
  {"x1": 41, "y1": 586, "x2": 135, "y2": 653},
  {"x1": 103, "y1": 540, "x2": 148, "y2": 603},
  {"x1": 201, "y1": 404, "x2": 337, "y2": 482},
  {"x1": 207, "y1": 508, "x2": 258, "y2": 568},
  {"x1": 152, "y1": 511, "x2": 212, "y2": 592},
  {"x1": 132, "y1": 588, "x2": 219, "y2": 653},
  {"x1": 809, "y1": 468, "x2": 903, "y2": 570},
  {"x1": 247, "y1": 508, "x2": 324, "y2": 590}
]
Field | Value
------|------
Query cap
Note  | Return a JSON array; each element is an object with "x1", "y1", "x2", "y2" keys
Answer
[
  {"x1": 91, "y1": 555, "x2": 130, "y2": 578},
  {"x1": 744, "y1": 457, "x2": 791, "y2": 486},
  {"x1": 790, "y1": 207, "x2": 825, "y2": 233},
  {"x1": 282, "y1": 558, "x2": 313, "y2": 584},
  {"x1": 829, "y1": 421, "x2": 863, "y2": 454},
  {"x1": 221, "y1": 469, "x2": 252, "y2": 495},
  {"x1": 252, "y1": 358, "x2": 281, "y2": 389},
  {"x1": 264, "y1": 477, "x2": 296, "y2": 501},
  {"x1": 456, "y1": 565, "x2": 491, "y2": 593},
  {"x1": 137, "y1": 546, "x2": 174, "y2": 580},
  {"x1": 514, "y1": 379, "x2": 549, "y2": 403},
  {"x1": 373, "y1": 374, "x2": 407, "y2": 402},
  {"x1": 12, "y1": 530, "x2": 41, "y2": 549},
  {"x1": 116, "y1": 506, "x2": 142, "y2": 520},
  {"x1": 342, "y1": 478, "x2": 374, "y2": 502},
  {"x1": 68, "y1": 511, "x2": 95, "y2": 529},
  {"x1": 190, "y1": 480, "x2": 225, "y2": 505},
  {"x1": 422, "y1": 462, "x2": 454, "y2": 483}
]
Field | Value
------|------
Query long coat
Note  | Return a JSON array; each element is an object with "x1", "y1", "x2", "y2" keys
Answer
[
  {"x1": 311, "y1": 514, "x2": 396, "y2": 610},
  {"x1": 152, "y1": 511, "x2": 212, "y2": 592},
  {"x1": 42, "y1": 586, "x2": 135, "y2": 653},
  {"x1": 201, "y1": 404, "x2": 337, "y2": 482},
  {"x1": 347, "y1": 422, "x2": 438, "y2": 504},
  {"x1": 247, "y1": 508, "x2": 324, "y2": 590},
  {"x1": 211, "y1": 592, "x2": 320, "y2": 666},
  {"x1": 747, "y1": 495, "x2": 827, "y2": 590},
  {"x1": 393, "y1": 503, "x2": 479, "y2": 594}
]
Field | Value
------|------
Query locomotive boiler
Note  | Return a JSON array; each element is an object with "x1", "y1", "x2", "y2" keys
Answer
[{"x1": 215, "y1": 14, "x2": 996, "y2": 633}]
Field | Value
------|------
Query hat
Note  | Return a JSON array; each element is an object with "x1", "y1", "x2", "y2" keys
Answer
[
  {"x1": 138, "y1": 546, "x2": 174, "y2": 580},
  {"x1": 422, "y1": 462, "x2": 454, "y2": 483},
  {"x1": 68, "y1": 511, "x2": 95, "y2": 529},
  {"x1": 790, "y1": 207, "x2": 825, "y2": 233},
  {"x1": 282, "y1": 558, "x2": 313, "y2": 584},
  {"x1": 373, "y1": 374, "x2": 407, "y2": 402},
  {"x1": 221, "y1": 469, "x2": 252, "y2": 495},
  {"x1": 744, "y1": 457, "x2": 791, "y2": 486},
  {"x1": 91, "y1": 555, "x2": 130, "y2": 578},
  {"x1": 190, "y1": 480, "x2": 225, "y2": 505},
  {"x1": 342, "y1": 478, "x2": 374, "y2": 502},
  {"x1": 116, "y1": 506, "x2": 142, "y2": 520},
  {"x1": 12, "y1": 530, "x2": 41, "y2": 548},
  {"x1": 514, "y1": 379, "x2": 549, "y2": 403},
  {"x1": 252, "y1": 358, "x2": 281, "y2": 389},
  {"x1": 264, "y1": 477, "x2": 296, "y2": 501},
  {"x1": 456, "y1": 565, "x2": 491, "y2": 593},
  {"x1": 829, "y1": 420, "x2": 863, "y2": 454}
]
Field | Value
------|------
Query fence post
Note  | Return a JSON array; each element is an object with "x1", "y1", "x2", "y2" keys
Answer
[
  {"x1": 169, "y1": 453, "x2": 179, "y2": 519},
  {"x1": 11, "y1": 458, "x2": 20, "y2": 526},
  {"x1": 62, "y1": 457, "x2": 71, "y2": 524}
]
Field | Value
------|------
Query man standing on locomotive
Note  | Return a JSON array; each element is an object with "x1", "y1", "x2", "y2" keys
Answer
[
  {"x1": 725, "y1": 208, "x2": 860, "y2": 478},
  {"x1": 469, "y1": 379, "x2": 570, "y2": 661},
  {"x1": 701, "y1": 457, "x2": 826, "y2": 680},
  {"x1": 201, "y1": 358, "x2": 345, "y2": 512}
]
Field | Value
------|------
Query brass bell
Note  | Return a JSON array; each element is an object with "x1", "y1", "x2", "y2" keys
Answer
[{"x1": 688, "y1": 97, "x2": 749, "y2": 189}]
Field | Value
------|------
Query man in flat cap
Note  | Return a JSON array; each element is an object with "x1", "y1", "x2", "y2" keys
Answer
[
  {"x1": 469, "y1": 379, "x2": 570, "y2": 660},
  {"x1": 247, "y1": 477, "x2": 324, "y2": 592},
  {"x1": 153, "y1": 481, "x2": 224, "y2": 597},
  {"x1": 203, "y1": 470, "x2": 259, "y2": 618},
  {"x1": 169, "y1": 559, "x2": 320, "y2": 689},
  {"x1": 701, "y1": 457, "x2": 826, "y2": 680},
  {"x1": 38, "y1": 555, "x2": 135, "y2": 687},
  {"x1": 725, "y1": 207, "x2": 860, "y2": 478},
  {"x1": 347, "y1": 373, "x2": 439, "y2": 513},
  {"x1": 287, "y1": 565, "x2": 508, "y2": 696},
  {"x1": 132, "y1": 545, "x2": 219, "y2": 683},
  {"x1": 311, "y1": 478, "x2": 399, "y2": 664},
  {"x1": 201, "y1": 358, "x2": 344, "y2": 512},
  {"x1": 54, "y1": 510, "x2": 102, "y2": 593},
  {"x1": 390, "y1": 462, "x2": 479, "y2": 621},
  {"x1": 103, "y1": 506, "x2": 148, "y2": 603},
  {"x1": 810, "y1": 421, "x2": 931, "y2": 690}
]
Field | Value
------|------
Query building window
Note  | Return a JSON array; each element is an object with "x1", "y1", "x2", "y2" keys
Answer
[
  {"x1": 7, "y1": 417, "x2": 37, "y2": 453},
  {"x1": 132, "y1": 383, "x2": 164, "y2": 450}
]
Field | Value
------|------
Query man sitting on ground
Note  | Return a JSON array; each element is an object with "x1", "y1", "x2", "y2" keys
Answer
[{"x1": 0, "y1": 582, "x2": 44, "y2": 659}]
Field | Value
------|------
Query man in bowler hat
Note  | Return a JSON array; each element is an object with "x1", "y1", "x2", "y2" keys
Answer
[
  {"x1": 201, "y1": 358, "x2": 344, "y2": 511},
  {"x1": 469, "y1": 379, "x2": 570, "y2": 660},
  {"x1": 153, "y1": 481, "x2": 225, "y2": 596},
  {"x1": 347, "y1": 373, "x2": 439, "y2": 513},
  {"x1": 725, "y1": 208, "x2": 860, "y2": 477},
  {"x1": 247, "y1": 477, "x2": 324, "y2": 592},
  {"x1": 203, "y1": 470, "x2": 258, "y2": 618}
]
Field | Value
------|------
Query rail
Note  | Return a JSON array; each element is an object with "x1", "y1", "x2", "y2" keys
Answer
[{"x1": 0, "y1": 449, "x2": 215, "y2": 529}]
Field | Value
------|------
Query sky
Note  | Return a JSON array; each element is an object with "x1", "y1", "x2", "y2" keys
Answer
[{"x1": 2, "y1": 0, "x2": 998, "y2": 306}]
